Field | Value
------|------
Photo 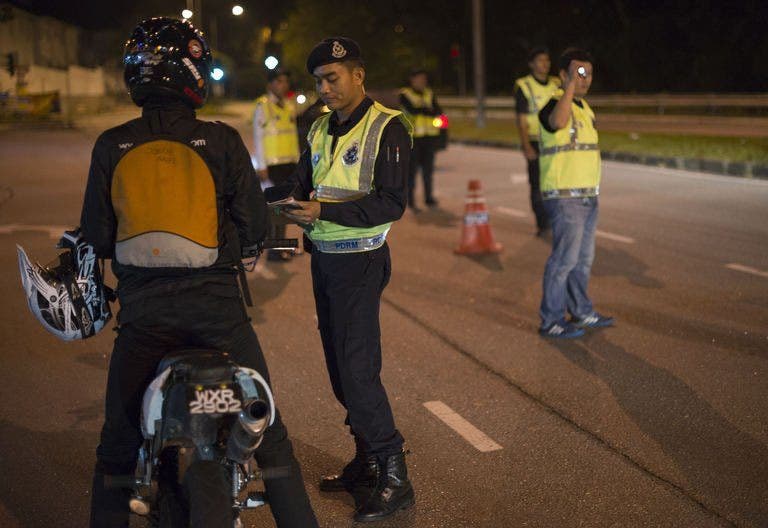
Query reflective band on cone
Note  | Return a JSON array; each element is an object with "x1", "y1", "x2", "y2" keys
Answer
[{"x1": 455, "y1": 180, "x2": 502, "y2": 255}]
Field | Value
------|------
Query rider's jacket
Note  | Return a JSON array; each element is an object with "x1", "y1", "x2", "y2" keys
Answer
[{"x1": 80, "y1": 98, "x2": 268, "y2": 300}]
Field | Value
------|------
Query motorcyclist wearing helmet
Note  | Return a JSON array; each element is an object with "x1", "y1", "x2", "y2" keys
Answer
[{"x1": 81, "y1": 17, "x2": 318, "y2": 527}]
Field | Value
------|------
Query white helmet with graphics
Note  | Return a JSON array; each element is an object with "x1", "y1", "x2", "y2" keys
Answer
[{"x1": 17, "y1": 228, "x2": 114, "y2": 341}]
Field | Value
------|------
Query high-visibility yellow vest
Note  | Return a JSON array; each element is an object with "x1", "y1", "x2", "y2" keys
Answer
[
  {"x1": 514, "y1": 74, "x2": 560, "y2": 138},
  {"x1": 306, "y1": 101, "x2": 412, "y2": 252},
  {"x1": 399, "y1": 87, "x2": 440, "y2": 138},
  {"x1": 539, "y1": 91, "x2": 601, "y2": 197},
  {"x1": 254, "y1": 94, "x2": 300, "y2": 166}
]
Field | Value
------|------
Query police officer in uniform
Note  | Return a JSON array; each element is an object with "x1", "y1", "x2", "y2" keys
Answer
[
  {"x1": 537, "y1": 48, "x2": 614, "y2": 339},
  {"x1": 252, "y1": 68, "x2": 301, "y2": 260},
  {"x1": 80, "y1": 18, "x2": 318, "y2": 527},
  {"x1": 399, "y1": 69, "x2": 442, "y2": 211},
  {"x1": 514, "y1": 46, "x2": 561, "y2": 236},
  {"x1": 282, "y1": 37, "x2": 415, "y2": 522}
]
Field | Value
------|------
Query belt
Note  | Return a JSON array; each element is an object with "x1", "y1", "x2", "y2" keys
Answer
[
  {"x1": 542, "y1": 187, "x2": 599, "y2": 199},
  {"x1": 539, "y1": 143, "x2": 599, "y2": 156},
  {"x1": 311, "y1": 232, "x2": 388, "y2": 253}
]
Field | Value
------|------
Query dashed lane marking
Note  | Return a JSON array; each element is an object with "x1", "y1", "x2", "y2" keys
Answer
[
  {"x1": 493, "y1": 208, "x2": 636, "y2": 246},
  {"x1": 725, "y1": 263, "x2": 768, "y2": 279},
  {"x1": 495, "y1": 206, "x2": 528, "y2": 218},
  {"x1": 0, "y1": 224, "x2": 70, "y2": 239},
  {"x1": 595, "y1": 230, "x2": 635, "y2": 244},
  {"x1": 423, "y1": 401, "x2": 503, "y2": 453}
]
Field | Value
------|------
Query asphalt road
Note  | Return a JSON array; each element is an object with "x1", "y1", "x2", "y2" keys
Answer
[{"x1": 0, "y1": 111, "x2": 766, "y2": 528}]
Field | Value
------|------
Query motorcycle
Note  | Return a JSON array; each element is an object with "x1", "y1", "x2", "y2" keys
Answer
[
  {"x1": 110, "y1": 238, "x2": 299, "y2": 528},
  {"x1": 17, "y1": 234, "x2": 299, "y2": 527}
]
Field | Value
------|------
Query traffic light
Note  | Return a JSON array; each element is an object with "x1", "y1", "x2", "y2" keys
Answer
[{"x1": 449, "y1": 44, "x2": 461, "y2": 60}]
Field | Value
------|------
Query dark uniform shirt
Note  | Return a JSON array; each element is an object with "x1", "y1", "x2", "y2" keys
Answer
[{"x1": 292, "y1": 96, "x2": 411, "y2": 228}]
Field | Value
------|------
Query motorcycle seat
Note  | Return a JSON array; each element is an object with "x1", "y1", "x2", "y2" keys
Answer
[{"x1": 156, "y1": 348, "x2": 237, "y2": 382}]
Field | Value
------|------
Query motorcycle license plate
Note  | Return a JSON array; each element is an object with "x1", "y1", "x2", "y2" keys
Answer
[{"x1": 188, "y1": 383, "x2": 243, "y2": 415}]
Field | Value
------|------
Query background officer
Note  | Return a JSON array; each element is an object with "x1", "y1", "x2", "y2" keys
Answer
[
  {"x1": 399, "y1": 68, "x2": 442, "y2": 211},
  {"x1": 282, "y1": 37, "x2": 415, "y2": 523},
  {"x1": 81, "y1": 18, "x2": 318, "y2": 527},
  {"x1": 514, "y1": 46, "x2": 561, "y2": 236},
  {"x1": 252, "y1": 68, "x2": 301, "y2": 261},
  {"x1": 537, "y1": 48, "x2": 614, "y2": 338}
]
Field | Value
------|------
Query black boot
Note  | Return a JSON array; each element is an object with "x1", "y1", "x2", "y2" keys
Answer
[
  {"x1": 319, "y1": 454, "x2": 378, "y2": 492},
  {"x1": 353, "y1": 451, "x2": 415, "y2": 522}
]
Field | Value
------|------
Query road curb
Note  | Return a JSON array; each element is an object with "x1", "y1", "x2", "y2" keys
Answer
[{"x1": 450, "y1": 139, "x2": 768, "y2": 180}]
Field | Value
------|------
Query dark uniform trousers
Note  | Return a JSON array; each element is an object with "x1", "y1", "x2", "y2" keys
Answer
[
  {"x1": 311, "y1": 243, "x2": 405, "y2": 457},
  {"x1": 408, "y1": 136, "x2": 437, "y2": 206},
  {"x1": 90, "y1": 282, "x2": 318, "y2": 528},
  {"x1": 528, "y1": 141, "x2": 549, "y2": 231}
]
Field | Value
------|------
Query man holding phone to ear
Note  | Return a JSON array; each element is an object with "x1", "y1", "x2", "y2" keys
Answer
[{"x1": 537, "y1": 48, "x2": 614, "y2": 339}]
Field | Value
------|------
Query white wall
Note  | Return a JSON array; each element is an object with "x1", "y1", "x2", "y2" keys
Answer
[{"x1": 0, "y1": 4, "x2": 105, "y2": 96}]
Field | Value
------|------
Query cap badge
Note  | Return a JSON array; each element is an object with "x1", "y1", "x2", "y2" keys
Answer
[{"x1": 331, "y1": 41, "x2": 347, "y2": 59}]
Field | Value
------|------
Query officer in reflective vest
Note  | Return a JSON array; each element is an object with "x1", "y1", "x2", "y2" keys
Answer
[
  {"x1": 399, "y1": 69, "x2": 442, "y2": 211},
  {"x1": 536, "y1": 48, "x2": 615, "y2": 339},
  {"x1": 282, "y1": 37, "x2": 415, "y2": 522},
  {"x1": 514, "y1": 46, "x2": 560, "y2": 236},
  {"x1": 252, "y1": 68, "x2": 301, "y2": 260}
]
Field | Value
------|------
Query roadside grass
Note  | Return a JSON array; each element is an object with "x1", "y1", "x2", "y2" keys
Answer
[{"x1": 449, "y1": 117, "x2": 768, "y2": 163}]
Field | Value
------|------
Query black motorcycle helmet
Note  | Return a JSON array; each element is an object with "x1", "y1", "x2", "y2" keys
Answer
[{"x1": 124, "y1": 17, "x2": 212, "y2": 108}]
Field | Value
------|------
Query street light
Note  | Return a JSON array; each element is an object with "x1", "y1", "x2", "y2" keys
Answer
[
  {"x1": 296, "y1": 94, "x2": 307, "y2": 104},
  {"x1": 232, "y1": 5, "x2": 244, "y2": 16},
  {"x1": 211, "y1": 67, "x2": 224, "y2": 81},
  {"x1": 181, "y1": 9, "x2": 193, "y2": 19},
  {"x1": 264, "y1": 56, "x2": 279, "y2": 70}
]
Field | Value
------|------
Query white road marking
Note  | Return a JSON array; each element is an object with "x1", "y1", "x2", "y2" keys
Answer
[
  {"x1": 725, "y1": 263, "x2": 768, "y2": 279},
  {"x1": 595, "y1": 230, "x2": 635, "y2": 244},
  {"x1": 495, "y1": 206, "x2": 527, "y2": 218},
  {"x1": 423, "y1": 401, "x2": 503, "y2": 453},
  {"x1": 603, "y1": 160, "x2": 768, "y2": 187},
  {"x1": 492, "y1": 209, "x2": 636, "y2": 244},
  {"x1": 510, "y1": 173, "x2": 527, "y2": 184},
  {"x1": 0, "y1": 224, "x2": 70, "y2": 239}
]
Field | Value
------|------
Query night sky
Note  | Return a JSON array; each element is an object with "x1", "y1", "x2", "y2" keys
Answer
[{"x1": 8, "y1": 0, "x2": 768, "y2": 93}]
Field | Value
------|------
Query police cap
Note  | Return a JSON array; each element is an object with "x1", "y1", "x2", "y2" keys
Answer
[{"x1": 306, "y1": 37, "x2": 363, "y2": 74}]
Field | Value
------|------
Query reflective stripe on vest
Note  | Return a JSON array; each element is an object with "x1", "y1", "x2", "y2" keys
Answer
[
  {"x1": 541, "y1": 187, "x2": 599, "y2": 199},
  {"x1": 539, "y1": 143, "x2": 599, "y2": 156},
  {"x1": 306, "y1": 101, "x2": 410, "y2": 250},
  {"x1": 515, "y1": 75, "x2": 560, "y2": 138},
  {"x1": 311, "y1": 230, "x2": 389, "y2": 254},
  {"x1": 539, "y1": 93, "x2": 601, "y2": 196},
  {"x1": 256, "y1": 95, "x2": 300, "y2": 166},
  {"x1": 400, "y1": 87, "x2": 440, "y2": 138}
]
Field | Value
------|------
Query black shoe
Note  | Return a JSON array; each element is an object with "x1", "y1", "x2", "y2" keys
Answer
[
  {"x1": 319, "y1": 455, "x2": 377, "y2": 493},
  {"x1": 425, "y1": 199, "x2": 439, "y2": 208},
  {"x1": 353, "y1": 451, "x2": 415, "y2": 522}
]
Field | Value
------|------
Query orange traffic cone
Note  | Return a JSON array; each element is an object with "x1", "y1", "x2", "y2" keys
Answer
[{"x1": 455, "y1": 180, "x2": 502, "y2": 255}]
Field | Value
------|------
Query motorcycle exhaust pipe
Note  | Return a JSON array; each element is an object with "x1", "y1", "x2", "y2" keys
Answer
[
  {"x1": 226, "y1": 399, "x2": 270, "y2": 463},
  {"x1": 129, "y1": 497, "x2": 150, "y2": 516}
]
